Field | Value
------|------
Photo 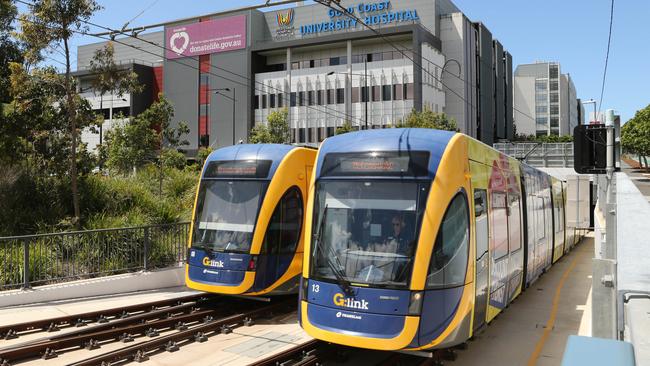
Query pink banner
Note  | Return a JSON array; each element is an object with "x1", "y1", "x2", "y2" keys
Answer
[{"x1": 165, "y1": 15, "x2": 246, "y2": 59}]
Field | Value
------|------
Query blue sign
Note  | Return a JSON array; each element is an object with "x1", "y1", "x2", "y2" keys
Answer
[{"x1": 299, "y1": 1, "x2": 419, "y2": 36}]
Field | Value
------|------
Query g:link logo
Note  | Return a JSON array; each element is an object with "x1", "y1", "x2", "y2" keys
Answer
[
  {"x1": 333, "y1": 293, "x2": 369, "y2": 310},
  {"x1": 202, "y1": 257, "x2": 224, "y2": 268}
]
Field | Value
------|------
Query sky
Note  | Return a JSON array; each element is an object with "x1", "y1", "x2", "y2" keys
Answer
[{"x1": 20, "y1": 0, "x2": 649, "y2": 123}]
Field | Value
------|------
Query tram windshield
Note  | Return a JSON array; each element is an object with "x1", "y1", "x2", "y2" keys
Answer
[
  {"x1": 310, "y1": 180, "x2": 429, "y2": 288},
  {"x1": 192, "y1": 180, "x2": 267, "y2": 253}
]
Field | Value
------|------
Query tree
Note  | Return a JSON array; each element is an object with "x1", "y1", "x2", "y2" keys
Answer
[
  {"x1": 335, "y1": 120, "x2": 356, "y2": 135},
  {"x1": 397, "y1": 108, "x2": 458, "y2": 131},
  {"x1": 622, "y1": 104, "x2": 650, "y2": 168},
  {"x1": 103, "y1": 113, "x2": 157, "y2": 174},
  {"x1": 18, "y1": 0, "x2": 102, "y2": 226},
  {"x1": 249, "y1": 108, "x2": 291, "y2": 144},
  {"x1": 0, "y1": 0, "x2": 23, "y2": 104},
  {"x1": 88, "y1": 42, "x2": 142, "y2": 147}
]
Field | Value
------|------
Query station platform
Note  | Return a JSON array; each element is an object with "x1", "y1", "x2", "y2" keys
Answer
[{"x1": 454, "y1": 233, "x2": 594, "y2": 366}]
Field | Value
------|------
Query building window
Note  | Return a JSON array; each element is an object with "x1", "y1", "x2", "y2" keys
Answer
[
  {"x1": 330, "y1": 57, "x2": 342, "y2": 66},
  {"x1": 308, "y1": 90, "x2": 315, "y2": 106},
  {"x1": 278, "y1": 93, "x2": 284, "y2": 108},
  {"x1": 254, "y1": 95, "x2": 260, "y2": 109},
  {"x1": 261, "y1": 95, "x2": 267, "y2": 109},
  {"x1": 327, "y1": 126, "x2": 335, "y2": 137},
  {"x1": 372, "y1": 85, "x2": 380, "y2": 101},
  {"x1": 301, "y1": 60, "x2": 311, "y2": 69},
  {"x1": 550, "y1": 105, "x2": 559, "y2": 115},
  {"x1": 298, "y1": 91, "x2": 305, "y2": 106},
  {"x1": 200, "y1": 74, "x2": 209, "y2": 85},
  {"x1": 550, "y1": 93, "x2": 559, "y2": 103},
  {"x1": 404, "y1": 83, "x2": 414, "y2": 100},
  {"x1": 550, "y1": 80, "x2": 558, "y2": 90},
  {"x1": 291, "y1": 62, "x2": 300, "y2": 70},
  {"x1": 336, "y1": 88, "x2": 345, "y2": 104},
  {"x1": 352, "y1": 87, "x2": 360, "y2": 103},
  {"x1": 361, "y1": 86, "x2": 369, "y2": 102},
  {"x1": 382, "y1": 85, "x2": 391, "y2": 101},
  {"x1": 393, "y1": 84, "x2": 403, "y2": 100},
  {"x1": 327, "y1": 89, "x2": 335, "y2": 104},
  {"x1": 550, "y1": 117, "x2": 559, "y2": 127},
  {"x1": 535, "y1": 80, "x2": 547, "y2": 91},
  {"x1": 299, "y1": 128, "x2": 305, "y2": 143},
  {"x1": 269, "y1": 94, "x2": 276, "y2": 108},
  {"x1": 536, "y1": 116, "x2": 547, "y2": 126},
  {"x1": 317, "y1": 90, "x2": 324, "y2": 105},
  {"x1": 535, "y1": 105, "x2": 547, "y2": 114},
  {"x1": 290, "y1": 92, "x2": 297, "y2": 107}
]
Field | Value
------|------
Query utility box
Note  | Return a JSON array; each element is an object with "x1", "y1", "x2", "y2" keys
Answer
[{"x1": 573, "y1": 124, "x2": 607, "y2": 174}]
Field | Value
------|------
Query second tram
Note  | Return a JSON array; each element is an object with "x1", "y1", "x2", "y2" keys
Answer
[{"x1": 186, "y1": 144, "x2": 316, "y2": 296}]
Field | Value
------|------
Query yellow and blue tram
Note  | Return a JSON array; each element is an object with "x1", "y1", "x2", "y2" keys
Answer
[
  {"x1": 186, "y1": 144, "x2": 316, "y2": 296},
  {"x1": 299, "y1": 128, "x2": 577, "y2": 351}
]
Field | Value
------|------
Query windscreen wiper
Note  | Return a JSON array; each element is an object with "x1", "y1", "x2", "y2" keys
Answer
[{"x1": 313, "y1": 205, "x2": 355, "y2": 296}]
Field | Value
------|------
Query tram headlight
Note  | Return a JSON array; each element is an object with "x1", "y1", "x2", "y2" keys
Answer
[{"x1": 408, "y1": 291, "x2": 424, "y2": 315}]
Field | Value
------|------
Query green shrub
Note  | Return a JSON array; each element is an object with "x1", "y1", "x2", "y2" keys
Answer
[{"x1": 0, "y1": 243, "x2": 58, "y2": 287}]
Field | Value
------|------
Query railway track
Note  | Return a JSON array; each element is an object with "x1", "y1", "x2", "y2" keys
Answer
[{"x1": 0, "y1": 294, "x2": 295, "y2": 366}]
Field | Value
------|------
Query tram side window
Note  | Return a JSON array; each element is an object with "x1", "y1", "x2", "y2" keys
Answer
[
  {"x1": 426, "y1": 193, "x2": 469, "y2": 288},
  {"x1": 261, "y1": 187, "x2": 303, "y2": 254},
  {"x1": 474, "y1": 189, "x2": 488, "y2": 259},
  {"x1": 508, "y1": 194, "x2": 522, "y2": 252},
  {"x1": 490, "y1": 191, "x2": 509, "y2": 259}
]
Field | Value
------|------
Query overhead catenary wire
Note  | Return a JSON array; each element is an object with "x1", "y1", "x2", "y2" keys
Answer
[
  {"x1": 597, "y1": 0, "x2": 614, "y2": 117},
  {"x1": 14, "y1": 0, "x2": 365, "y2": 128}
]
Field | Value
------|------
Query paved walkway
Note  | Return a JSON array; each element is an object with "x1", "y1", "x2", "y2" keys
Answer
[
  {"x1": 453, "y1": 233, "x2": 594, "y2": 366},
  {"x1": 622, "y1": 157, "x2": 650, "y2": 201}
]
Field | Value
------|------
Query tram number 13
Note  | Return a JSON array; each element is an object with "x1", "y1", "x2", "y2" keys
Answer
[{"x1": 312, "y1": 284, "x2": 320, "y2": 293}]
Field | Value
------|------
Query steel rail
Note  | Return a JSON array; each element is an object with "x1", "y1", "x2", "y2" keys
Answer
[
  {"x1": 0, "y1": 297, "x2": 218, "y2": 352},
  {"x1": 67, "y1": 298, "x2": 295, "y2": 366},
  {"x1": 0, "y1": 293, "x2": 211, "y2": 340},
  {"x1": 0, "y1": 307, "x2": 226, "y2": 364}
]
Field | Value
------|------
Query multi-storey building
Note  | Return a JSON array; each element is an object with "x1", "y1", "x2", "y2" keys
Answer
[
  {"x1": 514, "y1": 62, "x2": 580, "y2": 137},
  {"x1": 76, "y1": 0, "x2": 515, "y2": 155}
]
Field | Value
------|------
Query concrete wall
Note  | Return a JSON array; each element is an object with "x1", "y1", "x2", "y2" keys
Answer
[
  {"x1": 513, "y1": 75, "x2": 536, "y2": 136},
  {"x1": 505, "y1": 51, "x2": 513, "y2": 140},
  {"x1": 77, "y1": 32, "x2": 164, "y2": 70},
  {"x1": 164, "y1": 55, "x2": 200, "y2": 153},
  {"x1": 494, "y1": 40, "x2": 505, "y2": 140},
  {"x1": 439, "y1": 13, "x2": 477, "y2": 138},
  {"x1": 477, "y1": 23, "x2": 493, "y2": 144}
]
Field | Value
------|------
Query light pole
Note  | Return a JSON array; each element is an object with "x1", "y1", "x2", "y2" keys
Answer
[
  {"x1": 213, "y1": 88, "x2": 236, "y2": 146},
  {"x1": 328, "y1": 58, "x2": 368, "y2": 130},
  {"x1": 582, "y1": 99, "x2": 598, "y2": 124}
]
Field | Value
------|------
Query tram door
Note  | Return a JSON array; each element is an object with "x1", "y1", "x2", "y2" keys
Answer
[
  {"x1": 472, "y1": 189, "x2": 489, "y2": 331},
  {"x1": 261, "y1": 188, "x2": 303, "y2": 284}
]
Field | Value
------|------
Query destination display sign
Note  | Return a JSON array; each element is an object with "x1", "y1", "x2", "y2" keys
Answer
[
  {"x1": 321, "y1": 151, "x2": 430, "y2": 177},
  {"x1": 204, "y1": 160, "x2": 272, "y2": 178}
]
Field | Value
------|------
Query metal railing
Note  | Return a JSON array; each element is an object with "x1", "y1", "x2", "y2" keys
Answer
[
  {"x1": 493, "y1": 142, "x2": 574, "y2": 168},
  {"x1": 0, "y1": 223, "x2": 190, "y2": 291}
]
